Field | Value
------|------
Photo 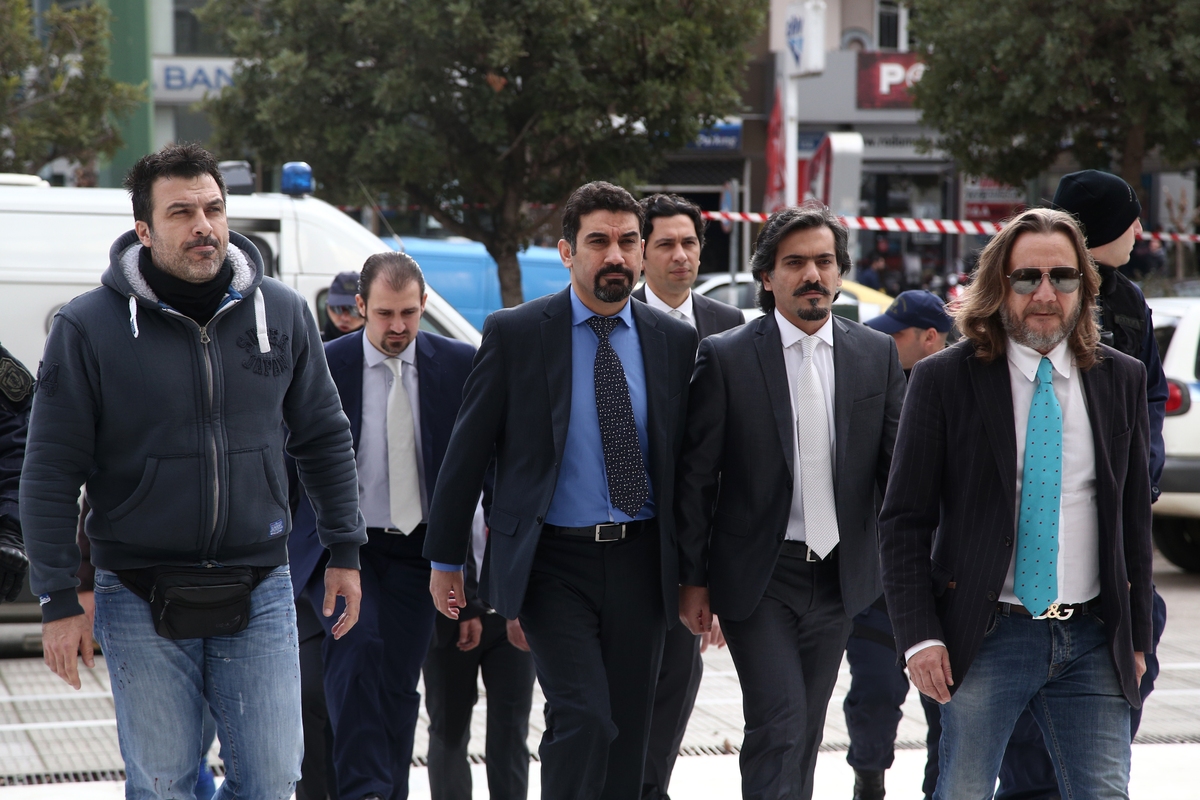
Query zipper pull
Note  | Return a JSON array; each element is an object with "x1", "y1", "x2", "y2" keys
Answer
[{"x1": 199, "y1": 326, "x2": 210, "y2": 344}]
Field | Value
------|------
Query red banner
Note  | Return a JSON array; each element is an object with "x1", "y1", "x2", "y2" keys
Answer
[{"x1": 857, "y1": 52, "x2": 925, "y2": 109}]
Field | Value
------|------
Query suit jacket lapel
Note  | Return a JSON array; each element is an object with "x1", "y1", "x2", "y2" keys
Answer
[
  {"x1": 1081, "y1": 356, "x2": 1115, "y2": 498},
  {"x1": 753, "y1": 313, "x2": 795, "y2": 479},
  {"x1": 540, "y1": 288, "x2": 574, "y2": 464},
  {"x1": 969, "y1": 353, "x2": 1017, "y2": 504},
  {"x1": 832, "y1": 317, "x2": 855, "y2": 489},
  {"x1": 415, "y1": 332, "x2": 439, "y2": 482},
  {"x1": 693, "y1": 293, "x2": 717, "y2": 339},
  {"x1": 633, "y1": 301, "x2": 670, "y2": 488},
  {"x1": 330, "y1": 331, "x2": 365, "y2": 452}
]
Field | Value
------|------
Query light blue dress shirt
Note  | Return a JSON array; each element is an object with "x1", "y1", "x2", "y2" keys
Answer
[
  {"x1": 431, "y1": 288, "x2": 654, "y2": 573},
  {"x1": 544, "y1": 288, "x2": 655, "y2": 526}
]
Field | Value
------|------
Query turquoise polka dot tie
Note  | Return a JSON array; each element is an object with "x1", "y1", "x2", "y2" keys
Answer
[{"x1": 1015, "y1": 357, "x2": 1062, "y2": 616}]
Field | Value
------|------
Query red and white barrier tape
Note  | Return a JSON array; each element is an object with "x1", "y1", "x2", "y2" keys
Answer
[{"x1": 700, "y1": 211, "x2": 1200, "y2": 243}]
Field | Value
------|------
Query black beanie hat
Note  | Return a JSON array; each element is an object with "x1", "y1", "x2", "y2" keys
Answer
[{"x1": 1051, "y1": 170, "x2": 1141, "y2": 248}]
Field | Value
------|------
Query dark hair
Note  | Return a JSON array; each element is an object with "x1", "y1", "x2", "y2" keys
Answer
[
  {"x1": 359, "y1": 252, "x2": 426, "y2": 303},
  {"x1": 749, "y1": 202, "x2": 852, "y2": 312},
  {"x1": 561, "y1": 181, "x2": 644, "y2": 253},
  {"x1": 640, "y1": 193, "x2": 705, "y2": 249},
  {"x1": 123, "y1": 142, "x2": 226, "y2": 227},
  {"x1": 954, "y1": 207, "x2": 1101, "y2": 369}
]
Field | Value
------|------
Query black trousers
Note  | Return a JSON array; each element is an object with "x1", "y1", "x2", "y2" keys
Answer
[
  {"x1": 517, "y1": 521, "x2": 666, "y2": 800},
  {"x1": 641, "y1": 623, "x2": 703, "y2": 800},
  {"x1": 423, "y1": 611, "x2": 536, "y2": 800},
  {"x1": 720, "y1": 547, "x2": 852, "y2": 800},
  {"x1": 305, "y1": 529, "x2": 437, "y2": 800},
  {"x1": 295, "y1": 596, "x2": 338, "y2": 800}
]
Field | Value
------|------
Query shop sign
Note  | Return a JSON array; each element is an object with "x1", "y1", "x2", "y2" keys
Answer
[
  {"x1": 963, "y1": 177, "x2": 1026, "y2": 222},
  {"x1": 856, "y1": 52, "x2": 925, "y2": 109},
  {"x1": 152, "y1": 57, "x2": 236, "y2": 104},
  {"x1": 687, "y1": 122, "x2": 742, "y2": 151}
]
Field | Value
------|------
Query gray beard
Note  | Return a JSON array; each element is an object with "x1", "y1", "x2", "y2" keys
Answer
[
  {"x1": 149, "y1": 232, "x2": 227, "y2": 284},
  {"x1": 1001, "y1": 301, "x2": 1082, "y2": 352}
]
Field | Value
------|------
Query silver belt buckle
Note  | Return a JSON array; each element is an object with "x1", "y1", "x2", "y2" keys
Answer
[
  {"x1": 594, "y1": 523, "x2": 626, "y2": 542},
  {"x1": 1033, "y1": 602, "x2": 1074, "y2": 620},
  {"x1": 806, "y1": 546, "x2": 819, "y2": 563}
]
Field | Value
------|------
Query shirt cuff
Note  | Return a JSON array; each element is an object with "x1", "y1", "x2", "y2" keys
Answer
[
  {"x1": 325, "y1": 542, "x2": 361, "y2": 571},
  {"x1": 40, "y1": 588, "x2": 85, "y2": 624},
  {"x1": 431, "y1": 562, "x2": 463, "y2": 572},
  {"x1": 904, "y1": 639, "x2": 945, "y2": 664}
]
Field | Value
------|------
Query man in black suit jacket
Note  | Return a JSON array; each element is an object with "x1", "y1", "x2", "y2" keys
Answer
[
  {"x1": 424, "y1": 182, "x2": 697, "y2": 800},
  {"x1": 879, "y1": 208, "x2": 1153, "y2": 799},
  {"x1": 632, "y1": 193, "x2": 743, "y2": 800},
  {"x1": 290, "y1": 252, "x2": 477, "y2": 800},
  {"x1": 676, "y1": 204, "x2": 906, "y2": 800}
]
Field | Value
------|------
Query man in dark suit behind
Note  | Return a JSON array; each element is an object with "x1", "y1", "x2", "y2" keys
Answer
[
  {"x1": 632, "y1": 192, "x2": 742, "y2": 800},
  {"x1": 290, "y1": 252, "x2": 477, "y2": 800},
  {"x1": 424, "y1": 182, "x2": 697, "y2": 800},
  {"x1": 676, "y1": 203, "x2": 906, "y2": 800},
  {"x1": 879, "y1": 208, "x2": 1153, "y2": 798}
]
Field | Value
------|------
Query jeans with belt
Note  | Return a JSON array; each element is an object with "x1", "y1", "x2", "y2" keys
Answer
[
  {"x1": 93, "y1": 565, "x2": 302, "y2": 800},
  {"x1": 934, "y1": 607, "x2": 1132, "y2": 800}
]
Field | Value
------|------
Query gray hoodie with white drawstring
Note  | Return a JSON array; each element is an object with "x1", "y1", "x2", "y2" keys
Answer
[{"x1": 20, "y1": 230, "x2": 365, "y2": 623}]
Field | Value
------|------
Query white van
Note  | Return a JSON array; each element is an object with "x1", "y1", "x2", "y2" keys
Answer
[{"x1": 0, "y1": 183, "x2": 480, "y2": 370}]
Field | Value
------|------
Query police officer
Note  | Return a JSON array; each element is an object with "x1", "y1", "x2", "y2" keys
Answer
[{"x1": 0, "y1": 343, "x2": 33, "y2": 603}]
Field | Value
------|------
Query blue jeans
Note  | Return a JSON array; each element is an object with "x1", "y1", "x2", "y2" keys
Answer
[
  {"x1": 94, "y1": 566, "x2": 303, "y2": 800},
  {"x1": 935, "y1": 607, "x2": 1132, "y2": 800}
]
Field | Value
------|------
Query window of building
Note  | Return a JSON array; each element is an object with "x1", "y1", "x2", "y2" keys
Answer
[
  {"x1": 876, "y1": 1, "x2": 910, "y2": 52},
  {"x1": 174, "y1": 0, "x2": 225, "y2": 55}
]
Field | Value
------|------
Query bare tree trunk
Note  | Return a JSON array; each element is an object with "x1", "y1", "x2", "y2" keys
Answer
[
  {"x1": 1119, "y1": 123, "x2": 1146, "y2": 209},
  {"x1": 491, "y1": 245, "x2": 525, "y2": 308}
]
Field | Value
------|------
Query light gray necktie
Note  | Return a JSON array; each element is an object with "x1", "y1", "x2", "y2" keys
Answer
[
  {"x1": 797, "y1": 336, "x2": 839, "y2": 557},
  {"x1": 669, "y1": 309, "x2": 686, "y2": 321},
  {"x1": 384, "y1": 358, "x2": 422, "y2": 534}
]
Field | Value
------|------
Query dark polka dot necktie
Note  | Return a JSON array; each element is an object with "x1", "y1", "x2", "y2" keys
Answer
[
  {"x1": 586, "y1": 315, "x2": 649, "y2": 518},
  {"x1": 1015, "y1": 356, "x2": 1062, "y2": 615}
]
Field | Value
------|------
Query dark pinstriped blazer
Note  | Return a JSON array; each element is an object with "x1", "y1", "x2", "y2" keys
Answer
[{"x1": 878, "y1": 340, "x2": 1154, "y2": 706}]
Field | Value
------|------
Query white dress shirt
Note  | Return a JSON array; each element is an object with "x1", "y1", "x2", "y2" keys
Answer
[
  {"x1": 357, "y1": 333, "x2": 429, "y2": 529},
  {"x1": 643, "y1": 284, "x2": 695, "y2": 328},
  {"x1": 905, "y1": 338, "x2": 1100, "y2": 663},
  {"x1": 775, "y1": 309, "x2": 837, "y2": 542}
]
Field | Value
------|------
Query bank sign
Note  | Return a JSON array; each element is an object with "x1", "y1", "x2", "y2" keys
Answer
[
  {"x1": 856, "y1": 52, "x2": 925, "y2": 109},
  {"x1": 152, "y1": 57, "x2": 236, "y2": 104}
]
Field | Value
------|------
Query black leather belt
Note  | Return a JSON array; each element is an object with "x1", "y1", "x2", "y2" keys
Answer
[
  {"x1": 543, "y1": 519, "x2": 651, "y2": 542},
  {"x1": 998, "y1": 597, "x2": 1099, "y2": 620},
  {"x1": 367, "y1": 523, "x2": 426, "y2": 536},
  {"x1": 778, "y1": 540, "x2": 833, "y2": 562}
]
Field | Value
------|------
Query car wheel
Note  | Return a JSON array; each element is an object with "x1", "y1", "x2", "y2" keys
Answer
[{"x1": 1152, "y1": 516, "x2": 1200, "y2": 573}]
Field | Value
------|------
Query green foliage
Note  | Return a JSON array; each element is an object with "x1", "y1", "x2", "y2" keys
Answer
[
  {"x1": 910, "y1": 0, "x2": 1200, "y2": 187},
  {"x1": 0, "y1": 1, "x2": 144, "y2": 174},
  {"x1": 200, "y1": 0, "x2": 765, "y2": 304}
]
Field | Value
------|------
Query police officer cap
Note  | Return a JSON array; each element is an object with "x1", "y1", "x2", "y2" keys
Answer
[
  {"x1": 1052, "y1": 170, "x2": 1141, "y2": 248},
  {"x1": 865, "y1": 291, "x2": 953, "y2": 334},
  {"x1": 327, "y1": 272, "x2": 360, "y2": 307}
]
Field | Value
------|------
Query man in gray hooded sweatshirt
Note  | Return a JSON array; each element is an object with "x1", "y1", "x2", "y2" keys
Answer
[{"x1": 20, "y1": 143, "x2": 365, "y2": 799}]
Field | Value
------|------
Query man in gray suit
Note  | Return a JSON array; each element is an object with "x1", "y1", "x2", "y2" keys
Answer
[{"x1": 676, "y1": 203, "x2": 906, "y2": 800}]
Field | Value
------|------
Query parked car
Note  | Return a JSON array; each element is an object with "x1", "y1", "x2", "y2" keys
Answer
[
  {"x1": 1147, "y1": 297, "x2": 1200, "y2": 572},
  {"x1": 693, "y1": 272, "x2": 891, "y2": 323}
]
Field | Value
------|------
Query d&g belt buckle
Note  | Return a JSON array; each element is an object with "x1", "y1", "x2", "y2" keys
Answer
[
  {"x1": 594, "y1": 523, "x2": 626, "y2": 542},
  {"x1": 1033, "y1": 603, "x2": 1075, "y2": 620}
]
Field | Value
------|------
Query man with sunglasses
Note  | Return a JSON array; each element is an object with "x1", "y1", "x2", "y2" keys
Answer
[
  {"x1": 325, "y1": 271, "x2": 367, "y2": 341},
  {"x1": 984, "y1": 171, "x2": 1171, "y2": 800},
  {"x1": 880, "y1": 207, "x2": 1153, "y2": 799}
]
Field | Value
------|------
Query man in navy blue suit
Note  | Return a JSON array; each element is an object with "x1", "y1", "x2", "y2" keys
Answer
[{"x1": 290, "y1": 251, "x2": 477, "y2": 800}]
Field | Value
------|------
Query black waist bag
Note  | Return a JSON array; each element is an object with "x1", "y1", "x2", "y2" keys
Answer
[{"x1": 117, "y1": 565, "x2": 272, "y2": 640}]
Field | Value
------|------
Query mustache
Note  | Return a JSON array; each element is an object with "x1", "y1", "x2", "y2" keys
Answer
[
  {"x1": 792, "y1": 281, "x2": 830, "y2": 298},
  {"x1": 1023, "y1": 302, "x2": 1063, "y2": 318},
  {"x1": 185, "y1": 235, "x2": 221, "y2": 249},
  {"x1": 597, "y1": 264, "x2": 634, "y2": 280}
]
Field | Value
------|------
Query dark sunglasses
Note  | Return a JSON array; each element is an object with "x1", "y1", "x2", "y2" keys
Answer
[
  {"x1": 327, "y1": 305, "x2": 362, "y2": 317},
  {"x1": 1006, "y1": 267, "x2": 1081, "y2": 295}
]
